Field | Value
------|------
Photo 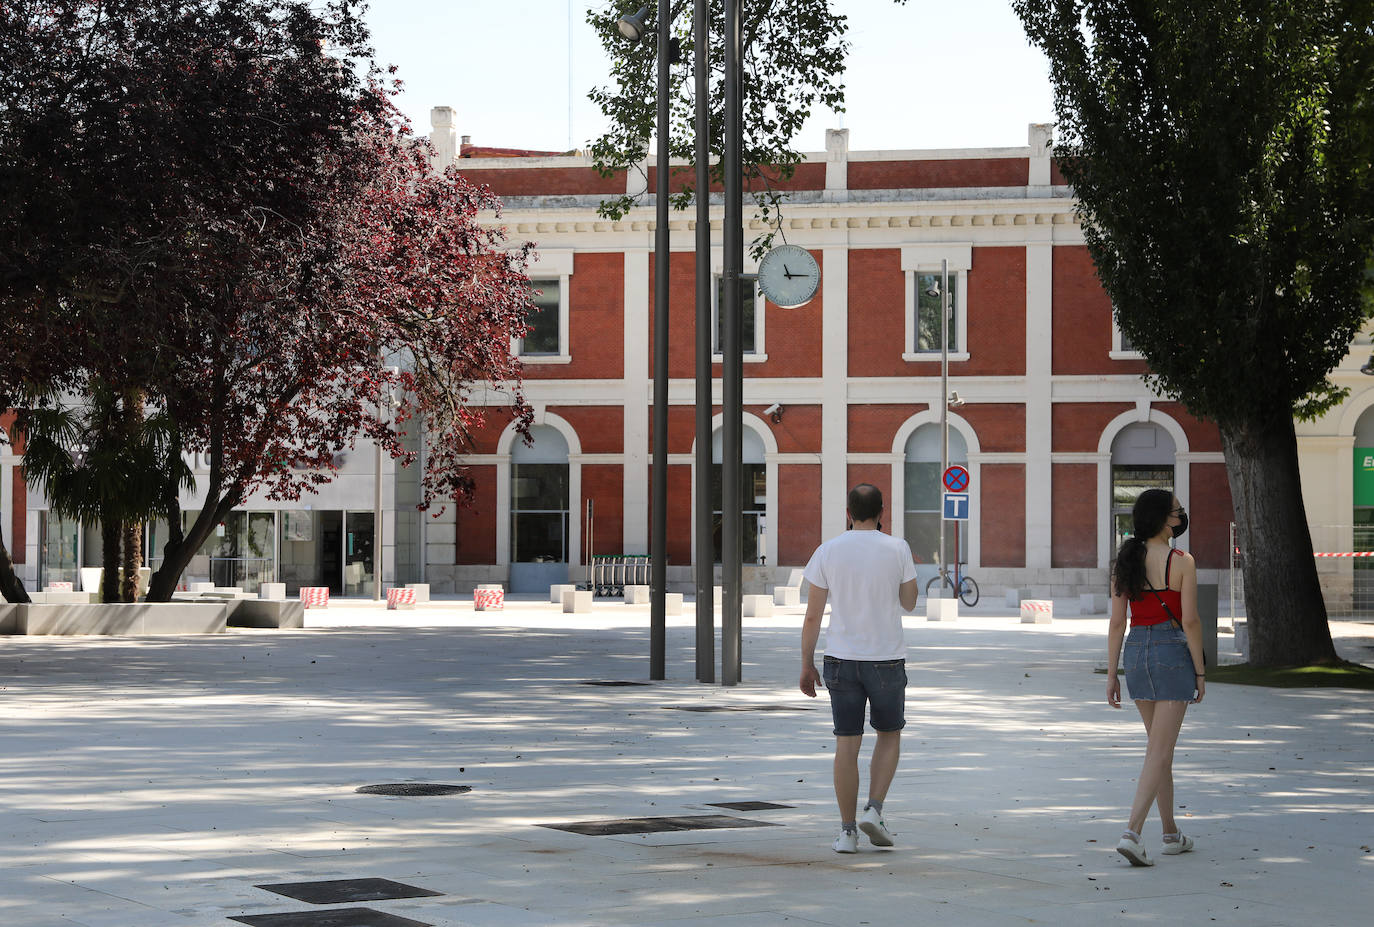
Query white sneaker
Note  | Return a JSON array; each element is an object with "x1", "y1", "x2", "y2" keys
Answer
[
  {"x1": 1116, "y1": 834, "x2": 1154, "y2": 866},
  {"x1": 832, "y1": 830, "x2": 858, "y2": 853},
  {"x1": 859, "y1": 806, "x2": 894, "y2": 847},
  {"x1": 1161, "y1": 833, "x2": 1195, "y2": 855}
]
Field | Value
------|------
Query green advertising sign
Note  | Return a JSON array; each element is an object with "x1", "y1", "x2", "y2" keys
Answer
[{"x1": 1354, "y1": 448, "x2": 1374, "y2": 506}]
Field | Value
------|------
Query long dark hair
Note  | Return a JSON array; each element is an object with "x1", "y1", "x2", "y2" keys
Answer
[{"x1": 1112, "y1": 488, "x2": 1174, "y2": 599}]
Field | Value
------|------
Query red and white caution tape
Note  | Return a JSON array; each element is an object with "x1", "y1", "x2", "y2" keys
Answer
[
  {"x1": 386, "y1": 587, "x2": 417, "y2": 609},
  {"x1": 300, "y1": 586, "x2": 330, "y2": 607},
  {"x1": 1313, "y1": 552, "x2": 1374, "y2": 558}
]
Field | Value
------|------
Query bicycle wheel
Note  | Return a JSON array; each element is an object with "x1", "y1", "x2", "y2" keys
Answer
[
  {"x1": 958, "y1": 576, "x2": 980, "y2": 607},
  {"x1": 926, "y1": 575, "x2": 956, "y2": 600}
]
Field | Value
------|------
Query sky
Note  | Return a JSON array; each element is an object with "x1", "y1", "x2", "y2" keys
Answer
[{"x1": 363, "y1": 0, "x2": 1057, "y2": 154}]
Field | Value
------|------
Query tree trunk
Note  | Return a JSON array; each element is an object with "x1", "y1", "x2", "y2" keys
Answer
[
  {"x1": 120, "y1": 520, "x2": 142, "y2": 602},
  {"x1": 1221, "y1": 408, "x2": 1339, "y2": 667},
  {"x1": 147, "y1": 496, "x2": 234, "y2": 602},
  {"x1": 0, "y1": 518, "x2": 30, "y2": 603},
  {"x1": 100, "y1": 518, "x2": 121, "y2": 603}
]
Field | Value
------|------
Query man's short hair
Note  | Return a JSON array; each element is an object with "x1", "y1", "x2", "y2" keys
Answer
[{"x1": 848, "y1": 483, "x2": 883, "y2": 522}]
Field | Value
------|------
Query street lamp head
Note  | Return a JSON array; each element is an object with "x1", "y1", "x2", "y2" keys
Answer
[
  {"x1": 1362, "y1": 351, "x2": 1374, "y2": 376},
  {"x1": 617, "y1": 6, "x2": 654, "y2": 44},
  {"x1": 924, "y1": 284, "x2": 941, "y2": 298}
]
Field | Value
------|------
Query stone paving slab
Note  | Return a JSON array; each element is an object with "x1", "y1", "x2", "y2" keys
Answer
[{"x1": 0, "y1": 601, "x2": 1370, "y2": 925}]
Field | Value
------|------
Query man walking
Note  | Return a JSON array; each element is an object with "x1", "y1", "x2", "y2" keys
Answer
[{"x1": 799, "y1": 483, "x2": 920, "y2": 853}]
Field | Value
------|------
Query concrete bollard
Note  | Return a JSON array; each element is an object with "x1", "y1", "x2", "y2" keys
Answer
[
  {"x1": 926, "y1": 598, "x2": 959, "y2": 621},
  {"x1": 1004, "y1": 588, "x2": 1021, "y2": 608},
  {"x1": 623, "y1": 584, "x2": 650, "y2": 605},
  {"x1": 742, "y1": 594, "x2": 774, "y2": 617},
  {"x1": 665, "y1": 593, "x2": 684, "y2": 615},
  {"x1": 562, "y1": 589, "x2": 593, "y2": 613},
  {"x1": 259, "y1": 582, "x2": 287, "y2": 600},
  {"x1": 773, "y1": 586, "x2": 801, "y2": 606},
  {"x1": 1020, "y1": 599, "x2": 1053, "y2": 624},
  {"x1": 404, "y1": 583, "x2": 430, "y2": 603},
  {"x1": 550, "y1": 583, "x2": 575, "y2": 604}
]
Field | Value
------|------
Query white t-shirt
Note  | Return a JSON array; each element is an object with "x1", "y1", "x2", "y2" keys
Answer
[{"x1": 803, "y1": 529, "x2": 918, "y2": 661}]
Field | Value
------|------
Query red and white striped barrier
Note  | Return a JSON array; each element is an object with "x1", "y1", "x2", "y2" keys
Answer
[
  {"x1": 473, "y1": 588, "x2": 505, "y2": 611},
  {"x1": 1313, "y1": 551, "x2": 1374, "y2": 558},
  {"x1": 45, "y1": 581, "x2": 73, "y2": 592},
  {"x1": 300, "y1": 586, "x2": 330, "y2": 608},
  {"x1": 386, "y1": 587, "x2": 417, "y2": 610},
  {"x1": 1020, "y1": 599, "x2": 1053, "y2": 624}
]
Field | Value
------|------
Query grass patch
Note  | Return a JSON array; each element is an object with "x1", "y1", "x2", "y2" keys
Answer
[
  {"x1": 1093, "y1": 661, "x2": 1374, "y2": 689},
  {"x1": 1206, "y1": 661, "x2": 1374, "y2": 690}
]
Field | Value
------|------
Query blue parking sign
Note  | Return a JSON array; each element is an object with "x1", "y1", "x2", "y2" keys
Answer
[{"x1": 942, "y1": 492, "x2": 970, "y2": 520}]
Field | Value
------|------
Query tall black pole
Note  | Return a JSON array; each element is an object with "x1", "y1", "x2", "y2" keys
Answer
[
  {"x1": 650, "y1": 2, "x2": 670, "y2": 680},
  {"x1": 721, "y1": 0, "x2": 743, "y2": 685},
  {"x1": 693, "y1": 0, "x2": 715, "y2": 682}
]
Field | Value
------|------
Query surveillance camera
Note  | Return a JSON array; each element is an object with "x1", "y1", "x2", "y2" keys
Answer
[
  {"x1": 947, "y1": 391, "x2": 965, "y2": 408},
  {"x1": 764, "y1": 403, "x2": 780, "y2": 416},
  {"x1": 764, "y1": 402, "x2": 783, "y2": 424}
]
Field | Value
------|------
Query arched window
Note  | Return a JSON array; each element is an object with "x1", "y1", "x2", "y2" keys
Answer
[
  {"x1": 711, "y1": 426, "x2": 767, "y2": 564},
  {"x1": 904, "y1": 424, "x2": 968, "y2": 569},
  {"x1": 510, "y1": 425, "x2": 571, "y2": 591},
  {"x1": 1110, "y1": 423, "x2": 1175, "y2": 551}
]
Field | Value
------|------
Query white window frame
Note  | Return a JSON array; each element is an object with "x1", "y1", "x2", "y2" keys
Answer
[
  {"x1": 710, "y1": 256, "x2": 768, "y2": 363},
  {"x1": 514, "y1": 251, "x2": 573, "y2": 364},
  {"x1": 901, "y1": 244, "x2": 971, "y2": 363},
  {"x1": 1109, "y1": 308, "x2": 1143, "y2": 359}
]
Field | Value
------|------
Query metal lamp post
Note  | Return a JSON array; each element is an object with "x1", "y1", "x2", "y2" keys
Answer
[
  {"x1": 939, "y1": 258, "x2": 949, "y2": 593},
  {"x1": 616, "y1": 4, "x2": 669, "y2": 680},
  {"x1": 693, "y1": 0, "x2": 714, "y2": 682},
  {"x1": 721, "y1": 0, "x2": 743, "y2": 685}
]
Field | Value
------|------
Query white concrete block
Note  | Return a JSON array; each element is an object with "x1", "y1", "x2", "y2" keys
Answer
[
  {"x1": 405, "y1": 583, "x2": 431, "y2": 603},
  {"x1": 665, "y1": 593, "x2": 683, "y2": 615},
  {"x1": 784, "y1": 569, "x2": 804, "y2": 588},
  {"x1": 189, "y1": 582, "x2": 215, "y2": 593},
  {"x1": 1004, "y1": 588, "x2": 1021, "y2": 608},
  {"x1": 1079, "y1": 592, "x2": 1107, "y2": 615},
  {"x1": 562, "y1": 589, "x2": 593, "y2": 613},
  {"x1": 623, "y1": 584, "x2": 650, "y2": 604},
  {"x1": 550, "y1": 583, "x2": 575, "y2": 604},
  {"x1": 1020, "y1": 599, "x2": 1053, "y2": 624},
  {"x1": 259, "y1": 583, "x2": 287, "y2": 600},
  {"x1": 742, "y1": 594, "x2": 774, "y2": 617},
  {"x1": 773, "y1": 586, "x2": 801, "y2": 606},
  {"x1": 926, "y1": 598, "x2": 959, "y2": 621},
  {"x1": 79, "y1": 567, "x2": 103, "y2": 593},
  {"x1": 1234, "y1": 621, "x2": 1249, "y2": 658},
  {"x1": 1056, "y1": 598, "x2": 1081, "y2": 616}
]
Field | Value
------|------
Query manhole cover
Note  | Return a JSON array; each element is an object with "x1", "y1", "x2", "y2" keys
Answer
[
  {"x1": 355, "y1": 783, "x2": 471, "y2": 796},
  {"x1": 231, "y1": 909, "x2": 433, "y2": 926},
  {"x1": 582, "y1": 680, "x2": 651, "y2": 686},
  {"x1": 256, "y1": 878, "x2": 443, "y2": 905},
  {"x1": 708, "y1": 801, "x2": 794, "y2": 811},
  {"x1": 539, "y1": 814, "x2": 779, "y2": 836}
]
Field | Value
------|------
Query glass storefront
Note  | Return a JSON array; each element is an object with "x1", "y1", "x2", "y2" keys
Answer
[{"x1": 38, "y1": 511, "x2": 80, "y2": 588}]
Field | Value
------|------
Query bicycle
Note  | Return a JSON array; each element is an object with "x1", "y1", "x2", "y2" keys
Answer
[{"x1": 925, "y1": 555, "x2": 980, "y2": 607}]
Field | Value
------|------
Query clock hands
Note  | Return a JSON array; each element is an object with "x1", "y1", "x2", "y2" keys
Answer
[{"x1": 781, "y1": 264, "x2": 806, "y2": 280}]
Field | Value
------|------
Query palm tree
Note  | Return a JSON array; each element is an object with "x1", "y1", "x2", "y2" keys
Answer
[{"x1": 11, "y1": 385, "x2": 193, "y2": 602}]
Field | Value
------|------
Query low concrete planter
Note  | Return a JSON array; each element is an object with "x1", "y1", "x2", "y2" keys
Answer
[
  {"x1": 227, "y1": 599, "x2": 304, "y2": 629},
  {"x1": 3, "y1": 602, "x2": 228, "y2": 636}
]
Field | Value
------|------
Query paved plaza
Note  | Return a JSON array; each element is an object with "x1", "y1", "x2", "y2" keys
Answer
[{"x1": 1, "y1": 597, "x2": 1370, "y2": 926}]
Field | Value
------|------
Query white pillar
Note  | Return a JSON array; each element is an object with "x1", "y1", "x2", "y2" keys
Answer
[
  {"x1": 623, "y1": 248, "x2": 651, "y2": 553},
  {"x1": 1025, "y1": 239, "x2": 1054, "y2": 567},
  {"x1": 821, "y1": 246, "x2": 850, "y2": 541}
]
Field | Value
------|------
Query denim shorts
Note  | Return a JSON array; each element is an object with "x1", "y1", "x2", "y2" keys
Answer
[
  {"x1": 1123, "y1": 623, "x2": 1196, "y2": 702},
  {"x1": 823, "y1": 656, "x2": 907, "y2": 736}
]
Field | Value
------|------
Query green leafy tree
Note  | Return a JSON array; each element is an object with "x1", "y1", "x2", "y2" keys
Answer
[
  {"x1": 1013, "y1": 1, "x2": 1374, "y2": 666},
  {"x1": 587, "y1": 0, "x2": 849, "y2": 256}
]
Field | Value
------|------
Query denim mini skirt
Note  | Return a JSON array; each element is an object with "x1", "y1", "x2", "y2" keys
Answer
[{"x1": 1123, "y1": 623, "x2": 1196, "y2": 702}]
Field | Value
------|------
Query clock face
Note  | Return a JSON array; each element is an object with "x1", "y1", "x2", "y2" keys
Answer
[{"x1": 757, "y1": 244, "x2": 820, "y2": 309}]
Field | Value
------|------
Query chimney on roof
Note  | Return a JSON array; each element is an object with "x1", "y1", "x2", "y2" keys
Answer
[{"x1": 429, "y1": 106, "x2": 456, "y2": 169}]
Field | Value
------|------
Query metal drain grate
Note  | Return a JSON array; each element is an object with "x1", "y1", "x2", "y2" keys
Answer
[
  {"x1": 231, "y1": 909, "x2": 433, "y2": 926},
  {"x1": 582, "y1": 680, "x2": 651, "y2": 686},
  {"x1": 355, "y1": 783, "x2": 471, "y2": 797},
  {"x1": 662, "y1": 704, "x2": 815, "y2": 712},
  {"x1": 707, "y1": 801, "x2": 794, "y2": 811},
  {"x1": 539, "y1": 814, "x2": 779, "y2": 836},
  {"x1": 255, "y1": 878, "x2": 443, "y2": 905}
]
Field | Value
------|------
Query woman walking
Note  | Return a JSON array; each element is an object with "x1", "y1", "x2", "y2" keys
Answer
[{"x1": 1106, "y1": 488, "x2": 1206, "y2": 866}]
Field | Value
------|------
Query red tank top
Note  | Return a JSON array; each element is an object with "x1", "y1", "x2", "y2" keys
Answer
[{"x1": 1129, "y1": 548, "x2": 1184, "y2": 627}]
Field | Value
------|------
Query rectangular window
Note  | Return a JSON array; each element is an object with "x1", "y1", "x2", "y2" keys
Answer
[
  {"x1": 1111, "y1": 467, "x2": 1174, "y2": 554},
  {"x1": 511, "y1": 463, "x2": 569, "y2": 563},
  {"x1": 710, "y1": 462, "x2": 766, "y2": 564},
  {"x1": 520, "y1": 280, "x2": 561, "y2": 355},
  {"x1": 914, "y1": 273, "x2": 957, "y2": 353},
  {"x1": 714, "y1": 275, "x2": 758, "y2": 355}
]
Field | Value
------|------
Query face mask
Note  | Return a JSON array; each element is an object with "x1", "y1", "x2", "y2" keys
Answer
[{"x1": 1172, "y1": 511, "x2": 1188, "y2": 538}]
